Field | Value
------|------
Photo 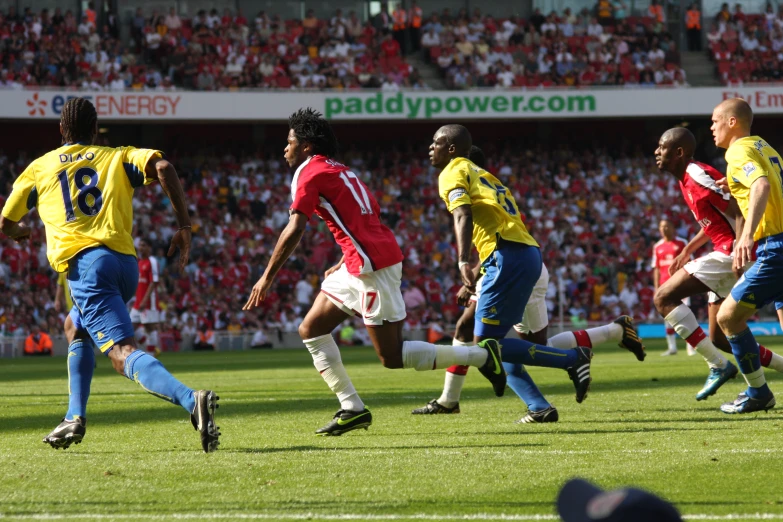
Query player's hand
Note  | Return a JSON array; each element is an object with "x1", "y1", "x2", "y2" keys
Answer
[
  {"x1": 168, "y1": 227, "x2": 192, "y2": 273},
  {"x1": 456, "y1": 285, "x2": 474, "y2": 307},
  {"x1": 324, "y1": 261, "x2": 343, "y2": 279},
  {"x1": 669, "y1": 252, "x2": 689, "y2": 276},
  {"x1": 459, "y1": 262, "x2": 476, "y2": 291},
  {"x1": 243, "y1": 276, "x2": 272, "y2": 310},
  {"x1": 733, "y1": 265, "x2": 744, "y2": 281},
  {"x1": 716, "y1": 177, "x2": 730, "y2": 194},
  {"x1": 11, "y1": 223, "x2": 30, "y2": 244},
  {"x1": 734, "y1": 234, "x2": 754, "y2": 271}
]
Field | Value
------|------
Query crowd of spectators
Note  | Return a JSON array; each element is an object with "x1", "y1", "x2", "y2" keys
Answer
[
  {"x1": 0, "y1": 3, "x2": 429, "y2": 91},
  {"x1": 422, "y1": 4, "x2": 686, "y2": 89},
  {"x1": 708, "y1": 2, "x2": 783, "y2": 85},
  {"x1": 0, "y1": 136, "x2": 732, "y2": 345}
]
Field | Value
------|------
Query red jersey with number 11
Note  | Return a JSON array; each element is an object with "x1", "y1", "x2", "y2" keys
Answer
[{"x1": 290, "y1": 155, "x2": 403, "y2": 276}]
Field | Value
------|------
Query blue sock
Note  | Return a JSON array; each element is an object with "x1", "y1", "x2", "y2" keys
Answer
[
  {"x1": 727, "y1": 328, "x2": 770, "y2": 399},
  {"x1": 123, "y1": 350, "x2": 196, "y2": 413},
  {"x1": 500, "y1": 338, "x2": 578, "y2": 369},
  {"x1": 65, "y1": 339, "x2": 95, "y2": 421},
  {"x1": 504, "y1": 362, "x2": 551, "y2": 411}
]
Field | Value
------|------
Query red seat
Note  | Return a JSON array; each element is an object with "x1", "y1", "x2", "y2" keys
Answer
[
  {"x1": 429, "y1": 46, "x2": 441, "y2": 59},
  {"x1": 717, "y1": 61, "x2": 731, "y2": 75}
]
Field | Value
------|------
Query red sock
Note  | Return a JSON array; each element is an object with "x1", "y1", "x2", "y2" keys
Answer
[
  {"x1": 572, "y1": 330, "x2": 592, "y2": 349},
  {"x1": 665, "y1": 327, "x2": 675, "y2": 336},
  {"x1": 147, "y1": 345, "x2": 156, "y2": 353},
  {"x1": 759, "y1": 345, "x2": 772, "y2": 368},
  {"x1": 685, "y1": 328, "x2": 706, "y2": 347},
  {"x1": 447, "y1": 365, "x2": 470, "y2": 375}
]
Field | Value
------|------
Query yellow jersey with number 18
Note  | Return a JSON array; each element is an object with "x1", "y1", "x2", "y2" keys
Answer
[
  {"x1": 1, "y1": 143, "x2": 161, "y2": 272},
  {"x1": 438, "y1": 156, "x2": 538, "y2": 262},
  {"x1": 725, "y1": 136, "x2": 783, "y2": 241}
]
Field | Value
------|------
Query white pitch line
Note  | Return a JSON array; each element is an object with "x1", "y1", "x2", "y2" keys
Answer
[{"x1": 2, "y1": 513, "x2": 783, "y2": 521}]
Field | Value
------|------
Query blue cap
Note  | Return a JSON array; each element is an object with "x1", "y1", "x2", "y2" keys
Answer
[{"x1": 557, "y1": 479, "x2": 682, "y2": 522}]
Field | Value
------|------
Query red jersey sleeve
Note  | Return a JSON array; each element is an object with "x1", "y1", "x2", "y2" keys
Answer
[{"x1": 290, "y1": 168, "x2": 321, "y2": 218}]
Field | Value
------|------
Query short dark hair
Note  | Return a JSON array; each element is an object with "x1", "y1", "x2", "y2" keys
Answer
[
  {"x1": 468, "y1": 145, "x2": 486, "y2": 169},
  {"x1": 661, "y1": 127, "x2": 696, "y2": 158},
  {"x1": 439, "y1": 124, "x2": 472, "y2": 157},
  {"x1": 61, "y1": 98, "x2": 97, "y2": 144},
  {"x1": 288, "y1": 107, "x2": 339, "y2": 158}
]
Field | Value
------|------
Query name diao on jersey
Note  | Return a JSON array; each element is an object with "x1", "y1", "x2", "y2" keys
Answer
[{"x1": 59, "y1": 151, "x2": 95, "y2": 163}]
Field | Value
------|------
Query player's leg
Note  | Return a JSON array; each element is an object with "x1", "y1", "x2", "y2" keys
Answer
[
  {"x1": 475, "y1": 244, "x2": 592, "y2": 406},
  {"x1": 654, "y1": 267, "x2": 733, "y2": 371},
  {"x1": 546, "y1": 317, "x2": 646, "y2": 361},
  {"x1": 299, "y1": 290, "x2": 371, "y2": 435},
  {"x1": 716, "y1": 245, "x2": 781, "y2": 413},
  {"x1": 412, "y1": 302, "x2": 475, "y2": 414},
  {"x1": 42, "y1": 310, "x2": 96, "y2": 449},
  {"x1": 69, "y1": 248, "x2": 219, "y2": 451}
]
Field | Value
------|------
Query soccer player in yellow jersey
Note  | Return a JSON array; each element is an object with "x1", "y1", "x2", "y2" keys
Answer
[
  {"x1": 0, "y1": 98, "x2": 220, "y2": 451},
  {"x1": 430, "y1": 125, "x2": 593, "y2": 423},
  {"x1": 712, "y1": 97, "x2": 783, "y2": 414}
]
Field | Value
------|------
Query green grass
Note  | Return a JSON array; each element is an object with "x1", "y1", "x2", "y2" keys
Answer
[{"x1": 2, "y1": 339, "x2": 783, "y2": 521}]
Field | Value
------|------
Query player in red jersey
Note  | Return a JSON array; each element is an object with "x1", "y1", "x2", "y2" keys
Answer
[
  {"x1": 651, "y1": 220, "x2": 692, "y2": 355},
  {"x1": 654, "y1": 127, "x2": 783, "y2": 400},
  {"x1": 130, "y1": 238, "x2": 161, "y2": 356},
  {"x1": 242, "y1": 108, "x2": 500, "y2": 435}
]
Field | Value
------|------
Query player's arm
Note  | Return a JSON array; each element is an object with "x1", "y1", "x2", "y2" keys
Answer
[
  {"x1": 439, "y1": 163, "x2": 475, "y2": 289},
  {"x1": 55, "y1": 282, "x2": 66, "y2": 313},
  {"x1": 243, "y1": 211, "x2": 308, "y2": 310},
  {"x1": 0, "y1": 164, "x2": 36, "y2": 243},
  {"x1": 670, "y1": 230, "x2": 708, "y2": 275},
  {"x1": 653, "y1": 267, "x2": 659, "y2": 290},
  {"x1": 144, "y1": 156, "x2": 192, "y2": 272},
  {"x1": 452, "y1": 204, "x2": 476, "y2": 289},
  {"x1": 735, "y1": 176, "x2": 771, "y2": 270},
  {"x1": 325, "y1": 255, "x2": 345, "y2": 278}
]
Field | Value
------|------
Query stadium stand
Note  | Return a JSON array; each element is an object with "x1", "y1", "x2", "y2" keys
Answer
[
  {"x1": 422, "y1": 7, "x2": 687, "y2": 88},
  {"x1": 708, "y1": 3, "x2": 783, "y2": 85},
  {"x1": 0, "y1": 4, "x2": 428, "y2": 91}
]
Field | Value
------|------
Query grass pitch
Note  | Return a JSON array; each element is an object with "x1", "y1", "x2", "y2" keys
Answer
[{"x1": 1, "y1": 339, "x2": 783, "y2": 521}]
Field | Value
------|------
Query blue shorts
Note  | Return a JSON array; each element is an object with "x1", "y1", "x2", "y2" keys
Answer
[
  {"x1": 67, "y1": 246, "x2": 139, "y2": 353},
  {"x1": 730, "y1": 232, "x2": 783, "y2": 310},
  {"x1": 475, "y1": 241, "x2": 542, "y2": 338}
]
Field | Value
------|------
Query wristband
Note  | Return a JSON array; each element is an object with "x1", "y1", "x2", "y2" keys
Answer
[
  {"x1": 179, "y1": 225, "x2": 192, "y2": 231},
  {"x1": 458, "y1": 261, "x2": 469, "y2": 269}
]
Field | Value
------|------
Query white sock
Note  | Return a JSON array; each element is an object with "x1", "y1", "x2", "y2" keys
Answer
[
  {"x1": 304, "y1": 334, "x2": 364, "y2": 411},
  {"x1": 438, "y1": 371, "x2": 466, "y2": 408},
  {"x1": 666, "y1": 334, "x2": 678, "y2": 352},
  {"x1": 402, "y1": 340, "x2": 487, "y2": 371},
  {"x1": 767, "y1": 351, "x2": 783, "y2": 373},
  {"x1": 435, "y1": 339, "x2": 472, "y2": 407},
  {"x1": 147, "y1": 329, "x2": 159, "y2": 350},
  {"x1": 585, "y1": 323, "x2": 623, "y2": 345},
  {"x1": 547, "y1": 332, "x2": 577, "y2": 349},
  {"x1": 744, "y1": 367, "x2": 767, "y2": 389},
  {"x1": 664, "y1": 305, "x2": 727, "y2": 369}
]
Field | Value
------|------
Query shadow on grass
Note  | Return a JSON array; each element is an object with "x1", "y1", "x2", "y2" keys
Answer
[{"x1": 226, "y1": 441, "x2": 547, "y2": 454}]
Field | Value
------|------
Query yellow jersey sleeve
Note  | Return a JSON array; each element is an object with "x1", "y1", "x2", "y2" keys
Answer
[
  {"x1": 438, "y1": 161, "x2": 472, "y2": 212},
  {"x1": 120, "y1": 147, "x2": 162, "y2": 187},
  {"x1": 728, "y1": 148, "x2": 767, "y2": 188},
  {"x1": 1, "y1": 162, "x2": 37, "y2": 222}
]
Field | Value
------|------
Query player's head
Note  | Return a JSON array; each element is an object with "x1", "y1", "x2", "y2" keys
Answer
[
  {"x1": 655, "y1": 127, "x2": 696, "y2": 178},
  {"x1": 468, "y1": 145, "x2": 486, "y2": 169},
  {"x1": 139, "y1": 238, "x2": 151, "y2": 258},
  {"x1": 286, "y1": 107, "x2": 339, "y2": 169},
  {"x1": 60, "y1": 97, "x2": 98, "y2": 145},
  {"x1": 658, "y1": 219, "x2": 674, "y2": 240},
  {"x1": 429, "y1": 124, "x2": 472, "y2": 169},
  {"x1": 711, "y1": 98, "x2": 753, "y2": 149}
]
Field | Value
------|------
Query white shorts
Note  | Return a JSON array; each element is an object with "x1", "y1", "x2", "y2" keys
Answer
[
  {"x1": 129, "y1": 307, "x2": 161, "y2": 325},
  {"x1": 683, "y1": 251, "x2": 737, "y2": 304},
  {"x1": 471, "y1": 264, "x2": 550, "y2": 334},
  {"x1": 321, "y1": 262, "x2": 407, "y2": 326}
]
